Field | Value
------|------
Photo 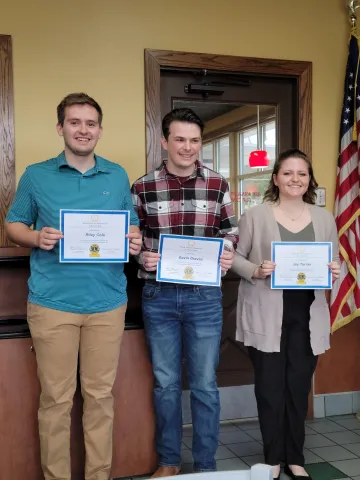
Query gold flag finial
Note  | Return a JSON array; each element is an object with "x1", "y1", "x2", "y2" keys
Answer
[{"x1": 349, "y1": 0, "x2": 360, "y2": 32}]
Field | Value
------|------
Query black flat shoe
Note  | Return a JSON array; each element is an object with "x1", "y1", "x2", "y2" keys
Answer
[
  {"x1": 271, "y1": 467, "x2": 280, "y2": 480},
  {"x1": 284, "y1": 464, "x2": 312, "y2": 479}
]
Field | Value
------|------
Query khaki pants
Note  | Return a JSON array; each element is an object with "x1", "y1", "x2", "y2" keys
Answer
[{"x1": 27, "y1": 302, "x2": 126, "y2": 480}]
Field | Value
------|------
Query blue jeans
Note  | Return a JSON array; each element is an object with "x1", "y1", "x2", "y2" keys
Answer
[{"x1": 142, "y1": 281, "x2": 223, "y2": 472}]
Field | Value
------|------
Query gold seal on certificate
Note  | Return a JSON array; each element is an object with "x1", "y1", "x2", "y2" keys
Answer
[
  {"x1": 296, "y1": 272, "x2": 306, "y2": 285},
  {"x1": 89, "y1": 244, "x2": 101, "y2": 258},
  {"x1": 184, "y1": 266, "x2": 194, "y2": 280},
  {"x1": 59, "y1": 209, "x2": 130, "y2": 263},
  {"x1": 157, "y1": 234, "x2": 224, "y2": 287}
]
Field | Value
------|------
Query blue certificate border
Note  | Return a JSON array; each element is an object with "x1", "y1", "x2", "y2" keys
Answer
[
  {"x1": 156, "y1": 234, "x2": 224, "y2": 286},
  {"x1": 271, "y1": 241, "x2": 332, "y2": 289},
  {"x1": 59, "y1": 209, "x2": 129, "y2": 263}
]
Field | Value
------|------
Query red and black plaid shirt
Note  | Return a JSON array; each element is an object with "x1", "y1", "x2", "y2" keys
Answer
[{"x1": 131, "y1": 160, "x2": 239, "y2": 279}]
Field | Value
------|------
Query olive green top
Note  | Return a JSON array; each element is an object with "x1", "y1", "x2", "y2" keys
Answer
[{"x1": 277, "y1": 222, "x2": 315, "y2": 242}]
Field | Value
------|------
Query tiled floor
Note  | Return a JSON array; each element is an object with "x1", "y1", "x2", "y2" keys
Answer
[{"x1": 120, "y1": 414, "x2": 360, "y2": 479}]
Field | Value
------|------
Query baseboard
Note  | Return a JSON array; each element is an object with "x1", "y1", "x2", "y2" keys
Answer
[
  {"x1": 313, "y1": 391, "x2": 360, "y2": 418},
  {"x1": 182, "y1": 385, "x2": 257, "y2": 424}
]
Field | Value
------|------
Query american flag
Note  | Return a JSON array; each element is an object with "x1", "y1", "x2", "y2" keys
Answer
[{"x1": 330, "y1": 35, "x2": 360, "y2": 332}]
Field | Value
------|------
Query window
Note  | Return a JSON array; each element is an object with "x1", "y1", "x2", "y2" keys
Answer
[
  {"x1": 201, "y1": 143, "x2": 213, "y2": 170},
  {"x1": 217, "y1": 137, "x2": 230, "y2": 178},
  {"x1": 237, "y1": 120, "x2": 276, "y2": 214},
  {"x1": 200, "y1": 135, "x2": 230, "y2": 182},
  {"x1": 201, "y1": 117, "x2": 276, "y2": 218}
]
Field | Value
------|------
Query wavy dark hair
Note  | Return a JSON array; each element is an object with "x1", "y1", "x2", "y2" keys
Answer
[
  {"x1": 262, "y1": 148, "x2": 318, "y2": 204},
  {"x1": 162, "y1": 108, "x2": 204, "y2": 140}
]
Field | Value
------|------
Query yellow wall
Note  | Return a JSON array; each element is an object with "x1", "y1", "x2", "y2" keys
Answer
[{"x1": 1, "y1": 0, "x2": 348, "y2": 207}]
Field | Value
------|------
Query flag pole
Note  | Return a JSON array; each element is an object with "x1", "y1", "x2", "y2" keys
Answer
[{"x1": 347, "y1": 1, "x2": 360, "y2": 423}]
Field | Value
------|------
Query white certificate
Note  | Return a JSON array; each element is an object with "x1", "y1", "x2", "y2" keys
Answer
[
  {"x1": 59, "y1": 209, "x2": 129, "y2": 263},
  {"x1": 156, "y1": 234, "x2": 224, "y2": 286},
  {"x1": 271, "y1": 242, "x2": 332, "y2": 289}
]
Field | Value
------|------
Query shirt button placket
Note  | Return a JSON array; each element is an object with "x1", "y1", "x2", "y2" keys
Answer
[
  {"x1": 180, "y1": 190, "x2": 184, "y2": 233},
  {"x1": 79, "y1": 175, "x2": 85, "y2": 192}
]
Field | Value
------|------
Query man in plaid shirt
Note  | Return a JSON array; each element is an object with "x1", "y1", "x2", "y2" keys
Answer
[{"x1": 131, "y1": 108, "x2": 239, "y2": 477}]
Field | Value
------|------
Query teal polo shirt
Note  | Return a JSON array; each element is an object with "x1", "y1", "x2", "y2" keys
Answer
[{"x1": 6, "y1": 152, "x2": 139, "y2": 314}]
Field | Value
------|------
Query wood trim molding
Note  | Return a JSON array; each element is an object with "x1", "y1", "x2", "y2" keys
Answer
[
  {"x1": 0, "y1": 247, "x2": 30, "y2": 258},
  {"x1": 144, "y1": 51, "x2": 161, "y2": 173},
  {"x1": 144, "y1": 49, "x2": 312, "y2": 172},
  {"x1": 0, "y1": 35, "x2": 15, "y2": 248},
  {"x1": 144, "y1": 48, "x2": 314, "y2": 415}
]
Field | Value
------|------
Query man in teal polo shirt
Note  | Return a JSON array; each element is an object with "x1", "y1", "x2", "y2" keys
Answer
[{"x1": 5, "y1": 93, "x2": 141, "y2": 480}]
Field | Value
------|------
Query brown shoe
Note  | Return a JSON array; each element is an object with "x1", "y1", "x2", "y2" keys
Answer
[{"x1": 151, "y1": 466, "x2": 181, "y2": 478}]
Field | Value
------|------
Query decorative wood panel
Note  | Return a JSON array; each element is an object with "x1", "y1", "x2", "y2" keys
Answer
[
  {"x1": 0, "y1": 337, "x2": 42, "y2": 480},
  {"x1": 0, "y1": 35, "x2": 15, "y2": 247},
  {"x1": 0, "y1": 255, "x2": 29, "y2": 321},
  {"x1": 315, "y1": 319, "x2": 360, "y2": 394},
  {"x1": 144, "y1": 51, "x2": 162, "y2": 174},
  {"x1": 59, "y1": 329, "x2": 157, "y2": 479},
  {"x1": 0, "y1": 329, "x2": 156, "y2": 480},
  {"x1": 111, "y1": 329, "x2": 157, "y2": 477},
  {"x1": 144, "y1": 49, "x2": 312, "y2": 171}
]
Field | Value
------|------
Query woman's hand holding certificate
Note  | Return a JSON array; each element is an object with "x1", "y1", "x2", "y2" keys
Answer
[
  {"x1": 328, "y1": 261, "x2": 340, "y2": 279},
  {"x1": 253, "y1": 260, "x2": 276, "y2": 279}
]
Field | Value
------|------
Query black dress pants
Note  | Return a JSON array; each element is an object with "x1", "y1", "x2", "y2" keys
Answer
[{"x1": 248, "y1": 290, "x2": 318, "y2": 466}]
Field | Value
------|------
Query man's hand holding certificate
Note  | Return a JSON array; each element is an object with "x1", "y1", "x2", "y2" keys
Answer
[
  {"x1": 271, "y1": 242, "x2": 332, "y2": 289},
  {"x1": 156, "y1": 234, "x2": 224, "y2": 286}
]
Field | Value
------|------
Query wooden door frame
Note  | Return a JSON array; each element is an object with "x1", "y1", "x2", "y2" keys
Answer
[
  {"x1": 144, "y1": 48, "x2": 314, "y2": 417},
  {"x1": 0, "y1": 35, "x2": 15, "y2": 249},
  {"x1": 144, "y1": 48, "x2": 312, "y2": 172}
]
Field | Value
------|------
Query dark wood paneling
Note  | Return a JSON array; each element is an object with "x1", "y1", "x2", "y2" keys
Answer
[
  {"x1": 0, "y1": 247, "x2": 30, "y2": 256},
  {"x1": 315, "y1": 319, "x2": 360, "y2": 394},
  {"x1": 0, "y1": 256, "x2": 29, "y2": 320},
  {"x1": 0, "y1": 257, "x2": 155, "y2": 478},
  {"x1": 62, "y1": 329, "x2": 157, "y2": 479},
  {"x1": 0, "y1": 35, "x2": 15, "y2": 247},
  {"x1": 66, "y1": 330, "x2": 157, "y2": 479},
  {"x1": 218, "y1": 272, "x2": 254, "y2": 387},
  {"x1": 111, "y1": 329, "x2": 157, "y2": 478},
  {"x1": 144, "y1": 49, "x2": 312, "y2": 172},
  {"x1": 0, "y1": 330, "x2": 156, "y2": 480},
  {"x1": 0, "y1": 337, "x2": 42, "y2": 480}
]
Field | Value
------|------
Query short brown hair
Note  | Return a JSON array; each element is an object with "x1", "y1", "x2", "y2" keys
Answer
[
  {"x1": 263, "y1": 148, "x2": 318, "y2": 205},
  {"x1": 162, "y1": 108, "x2": 204, "y2": 141},
  {"x1": 57, "y1": 93, "x2": 103, "y2": 126}
]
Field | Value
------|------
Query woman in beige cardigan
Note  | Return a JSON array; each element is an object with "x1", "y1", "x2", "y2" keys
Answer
[{"x1": 232, "y1": 149, "x2": 340, "y2": 480}]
